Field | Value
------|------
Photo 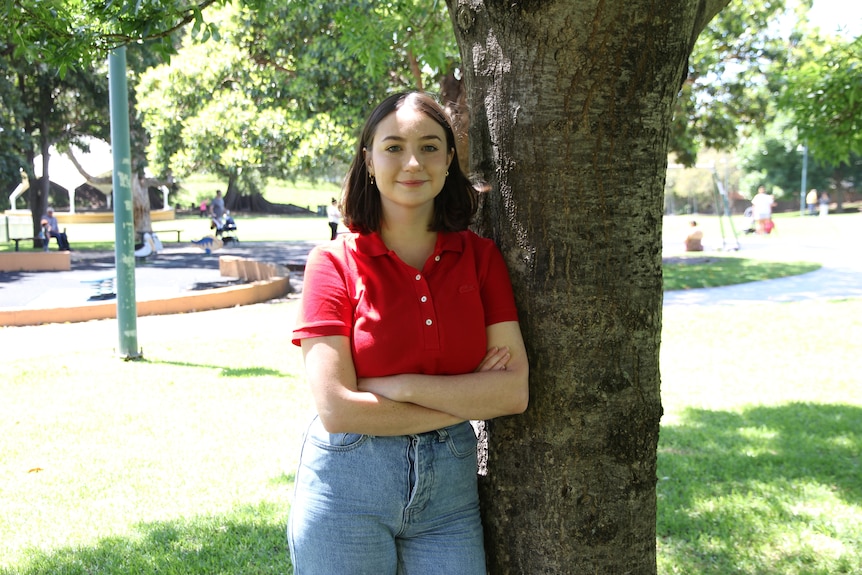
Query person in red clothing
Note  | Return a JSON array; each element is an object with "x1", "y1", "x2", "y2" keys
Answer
[{"x1": 289, "y1": 92, "x2": 529, "y2": 574}]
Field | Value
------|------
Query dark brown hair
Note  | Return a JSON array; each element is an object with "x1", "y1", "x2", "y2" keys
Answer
[{"x1": 341, "y1": 92, "x2": 477, "y2": 234}]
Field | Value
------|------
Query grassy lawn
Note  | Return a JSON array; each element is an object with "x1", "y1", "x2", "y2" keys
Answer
[
  {"x1": 2, "y1": 298, "x2": 859, "y2": 574},
  {"x1": 662, "y1": 255, "x2": 821, "y2": 291},
  {"x1": 1, "y1": 210, "x2": 860, "y2": 573},
  {"x1": 659, "y1": 300, "x2": 862, "y2": 574},
  {"x1": 0, "y1": 302, "x2": 312, "y2": 575}
]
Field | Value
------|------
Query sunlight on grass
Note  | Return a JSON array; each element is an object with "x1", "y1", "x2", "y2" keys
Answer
[
  {"x1": 659, "y1": 300, "x2": 862, "y2": 574},
  {"x1": 0, "y1": 302, "x2": 310, "y2": 574},
  {"x1": 2, "y1": 212, "x2": 861, "y2": 573},
  {"x1": 663, "y1": 255, "x2": 821, "y2": 290}
]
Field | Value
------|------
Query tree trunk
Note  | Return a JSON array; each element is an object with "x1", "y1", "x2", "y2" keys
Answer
[
  {"x1": 132, "y1": 174, "x2": 153, "y2": 233},
  {"x1": 66, "y1": 147, "x2": 155, "y2": 232},
  {"x1": 30, "y1": 81, "x2": 53, "y2": 236},
  {"x1": 446, "y1": 0, "x2": 727, "y2": 572}
]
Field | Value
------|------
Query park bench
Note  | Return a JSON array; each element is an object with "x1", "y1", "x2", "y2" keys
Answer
[
  {"x1": 154, "y1": 230, "x2": 183, "y2": 243},
  {"x1": 9, "y1": 226, "x2": 68, "y2": 251},
  {"x1": 9, "y1": 237, "x2": 42, "y2": 251}
]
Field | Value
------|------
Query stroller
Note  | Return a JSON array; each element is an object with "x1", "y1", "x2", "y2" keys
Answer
[
  {"x1": 742, "y1": 207, "x2": 774, "y2": 235},
  {"x1": 212, "y1": 211, "x2": 239, "y2": 244},
  {"x1": 742, "y1": 207, "x2": 756, "y2": 234}
]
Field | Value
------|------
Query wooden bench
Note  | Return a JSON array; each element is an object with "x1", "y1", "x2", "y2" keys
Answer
[
  {"x1": 10, "y1": 226, "x2": 67, "y2": 251},
  {"x1": 10, "y1": 237, "x2": 43, "y2": 251},
  {"x1": 153, "y1": 229, "x2": 182, "y2": 242}
]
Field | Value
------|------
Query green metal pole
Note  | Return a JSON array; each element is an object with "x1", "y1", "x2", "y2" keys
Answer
[{"x1": 109, "y1": 47, "x2": 141, "y2": 360}]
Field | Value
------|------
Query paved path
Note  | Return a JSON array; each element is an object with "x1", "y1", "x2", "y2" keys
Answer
[
  {"x1": 2, "y1": 232, "x2": 860, "y2": 313},
  {"x1": 0, "y1": 241, "x2": 321, "y2": 310},
  {"x1": 662, "y1": 234, "x2": 862, "y2": 306}
]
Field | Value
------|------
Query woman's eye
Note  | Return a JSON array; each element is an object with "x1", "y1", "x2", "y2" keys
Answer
[
  {"x1": 422, "y1": 145, "x2": 440, "y2": 153},
  {"x1": 385, "y1": 145, "x2": 402, "y2": 153}
]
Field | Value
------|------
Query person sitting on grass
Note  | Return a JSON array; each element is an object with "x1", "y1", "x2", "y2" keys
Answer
[{"x1": 685, "y1": 220, "x2": 704, "y2": 252}]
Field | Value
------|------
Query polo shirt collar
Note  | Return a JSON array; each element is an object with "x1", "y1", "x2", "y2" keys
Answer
[{"x1": 354, "y1": 231, "x2": 465, "y2": 257}]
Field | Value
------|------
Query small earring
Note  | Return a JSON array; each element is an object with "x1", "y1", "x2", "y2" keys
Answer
[
  {"x1": 445, "y1": 171, "x2": 449, "y2": 176},
  {"x1": 370, "y1": 174, "x2": 375, "y2": 185}
]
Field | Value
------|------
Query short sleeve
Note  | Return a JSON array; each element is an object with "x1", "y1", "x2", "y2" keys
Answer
[
  {"x1": 291, "y1": 245, "x2": 354, "y2": 346},
  {"x1": 476, "y1": 235, "x2": 519, "y2": 326}
]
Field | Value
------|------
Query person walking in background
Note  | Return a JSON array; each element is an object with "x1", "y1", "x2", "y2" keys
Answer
[
  {"x1": 210, "y1": 189, "x2": 225, "y2": 221},
  {"x1": 288, "y1": 92, "x2": 529, "y2": 575},
  {"x1": 806, "y1": 189, "x2": 818, "y2": 215},
  {"x1": 819, "y1": 190, "x2": 830, "y2": 217},
  {"x1": 199, "y1": 200, "x2": 208, "y2": 217},
  {"x1": 326, "y1": 197, "x2": 341, "y2": 240},
  {"x1": 750, "y1": 185, "x2": 776, "y2": 234}
]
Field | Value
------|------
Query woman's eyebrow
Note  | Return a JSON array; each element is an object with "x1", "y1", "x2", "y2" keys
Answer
[{"x1": 379, "y1": 134, "x2": 443, "y2": 142}]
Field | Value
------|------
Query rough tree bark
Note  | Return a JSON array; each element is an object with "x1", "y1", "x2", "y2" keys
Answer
[{"x1": 445, "y1": 0, "x2": 728, "y2": 573}]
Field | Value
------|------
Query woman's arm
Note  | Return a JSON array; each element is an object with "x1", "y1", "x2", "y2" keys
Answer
[
  {"x1": 301, "y1": 335, "x2": 464, "y2": 435},
  {"x1": 358, "y1": 321, "x2": 529, "y2": 421}
]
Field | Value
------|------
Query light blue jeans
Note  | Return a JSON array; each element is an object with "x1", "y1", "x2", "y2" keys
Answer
[{"x1": 288, "y1": 417, "x2": 486, "y2": 575}]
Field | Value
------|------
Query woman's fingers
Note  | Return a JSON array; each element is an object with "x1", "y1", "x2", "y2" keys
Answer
[{"x1": 475, "y1": 346, "x2": 510, "y2": 372}]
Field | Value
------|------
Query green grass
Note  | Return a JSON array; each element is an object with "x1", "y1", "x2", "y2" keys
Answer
[
  {"x1": 1, "y1": 210, "x2": 860, "y2": 574},
  {"x1": 2, "y1": 297, "x2": 860, "y2": 574},
  {"x1": 659, "y1": 300, "x2": 862, "y2": 574},
  {"x1": 663, "y1": 255, "x2": 821, "y2": 291},
  {"x1": 0, "y1": 303, "x2": 312, "y2": 574}
]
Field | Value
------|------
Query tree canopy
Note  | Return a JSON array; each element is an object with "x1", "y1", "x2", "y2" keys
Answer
[
  {"x1": 2, "y1": 0, "x2": 226, "y2": 74},
  {"x1": 781, "y1": 32, "x2": 862, "y2": 166},
  {"x1": 137, "y1": 0, "x2": 459, "y2": 185}
]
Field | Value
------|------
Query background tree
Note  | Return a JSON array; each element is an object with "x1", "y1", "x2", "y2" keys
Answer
[
  {"x1": 446, "y1": 0, "x2": 728, "y2": 572},
  {"x1": 0, "y1": 50, "x2": 110, "y2": 239},
  {"x1": 669, "y1": 0, "x2": 789, "y2": 166},
  {"x1": 2, "y1": 0, "x2": 228, "y2": 236},
  {"x1": 780, "y1": 28, "x2": 862, "y2": 211},
  {"x1": 138, "y1": 0, "x2": 461, "y2": 196},
  {"x1": 2, "y1": 0, "x2": 226, "y2": 73},
  {"x1": 738, "y1": 114, "x2": 848, "y2": 203}
]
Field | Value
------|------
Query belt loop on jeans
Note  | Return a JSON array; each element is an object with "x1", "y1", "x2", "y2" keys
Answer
[{"x1": 435, "y1": 428, "x2": 449, "y2": 442}]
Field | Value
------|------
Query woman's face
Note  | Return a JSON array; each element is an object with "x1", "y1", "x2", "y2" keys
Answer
[{"x1": 365, "y1": 105, "x2": 454, "y2": 220}]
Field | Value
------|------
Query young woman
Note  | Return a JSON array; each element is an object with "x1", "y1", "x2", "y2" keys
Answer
[{"x1": 289, "y1": 92, "x2": 529, "y2": 574}]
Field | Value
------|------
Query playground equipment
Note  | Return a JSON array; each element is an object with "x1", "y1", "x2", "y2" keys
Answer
[
  {"x1": 134, "y1": 232, "x2": 164, "y2": 258},
  {"x1": 8, "y1": 169, "x2": 29, "y2": 210},
  {"x1": 668, "y1": 163, "x2": 741, "y2": 251},
  {"x1": 192, "y1": 235, "x2": 223, "y2": 255}
]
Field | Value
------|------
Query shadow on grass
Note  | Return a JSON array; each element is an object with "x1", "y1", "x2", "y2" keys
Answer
[
  {"x1": 658, "y1": 402, "x2": 862, "y2": 574},
  {"x1": 1, "y1": 500, "x2": 294, "y2": 575},
  {"x1": 142, "y1": 358, "x2": 293, "y2": 379}
]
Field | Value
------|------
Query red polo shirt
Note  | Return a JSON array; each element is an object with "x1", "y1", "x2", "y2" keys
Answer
[{"x1": 292, "y1": 230, "x2": 518, "y2": 378}]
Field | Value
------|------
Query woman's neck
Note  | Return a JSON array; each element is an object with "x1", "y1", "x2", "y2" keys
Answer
[{"x1": 380, "y1": 216, "x2": 438, "y2": 271}]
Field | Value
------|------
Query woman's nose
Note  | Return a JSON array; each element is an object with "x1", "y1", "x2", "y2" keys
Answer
[{"x1": 404, "y1": 151, "x2": 421, "y2": 170}]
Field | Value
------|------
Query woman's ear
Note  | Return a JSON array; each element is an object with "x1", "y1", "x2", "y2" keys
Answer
[{"x1": 363, "y1": 147, "x2": 373, "y2": 176}]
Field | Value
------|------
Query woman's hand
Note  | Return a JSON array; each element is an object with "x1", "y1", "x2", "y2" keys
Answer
[
  {"x1": 357, "y1": 321, "x2": 529, "y2": 422},
  {"x1": 360, "y1": 346, "x2": 510, "y2": 400},
  {"x1": 474, "y1": 346, "x2": 510, "y2": 372}
]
